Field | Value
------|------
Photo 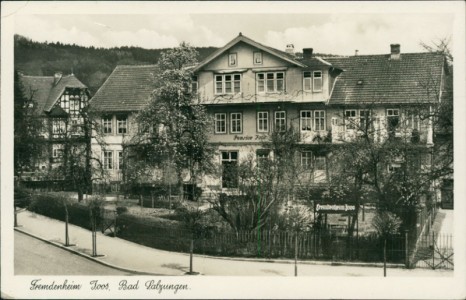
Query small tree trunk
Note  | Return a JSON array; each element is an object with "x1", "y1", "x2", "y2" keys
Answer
[
  {"x1": 294, "y1": 231, "x2": 298, "y2": 277},
  {"x1": 189, "y1": 236, "x2": 194, "y2": 273},
  {"x1": 78, "y1": 189, "x2": 83, "y2": 202},
  {"x1": 384, "y1": 238, "x2": 387, "y2": 277},
  {"x1": 65, "y1": 206, "x2": 70, "y2": 246}
]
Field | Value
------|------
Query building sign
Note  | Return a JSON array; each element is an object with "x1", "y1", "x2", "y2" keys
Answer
[
  {"x1": 315, "y1": 203, "x2": 356, "y2": 214},
  {"x1": 233, "y1": 135, "x2": 268, "y2": 141}
]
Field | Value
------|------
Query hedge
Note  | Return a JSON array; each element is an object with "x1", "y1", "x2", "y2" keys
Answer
[{"x1": 28, "y1": 192, "x2": 101, "y2": 231}]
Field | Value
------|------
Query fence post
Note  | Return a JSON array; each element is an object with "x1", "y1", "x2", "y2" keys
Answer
[
  {"x1": 14, "y1": 206, "x2": 18, "y2": 227},
  {"x1": 405, "y1": 230, "x2": 409, "y2": 268}
]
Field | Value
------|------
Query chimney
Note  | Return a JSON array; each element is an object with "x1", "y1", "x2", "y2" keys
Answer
[
  {"x1": 390, "y1": 44, "x2": 400, "y2": 60},
  {"x1": 54, "y1": 72, "x2": 63, "y2": 85},
  {"x1": 303, "y1": 48, "x2": 313, "y2": 59},
  {"x1": 285, "y1": 44, "x2": 295, "y2": 56},
  {"x1": 355, "y1": 50, "x2": 359, "y2": 56}
]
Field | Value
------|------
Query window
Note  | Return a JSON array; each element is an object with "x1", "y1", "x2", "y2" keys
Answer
[
  {"x1": 52, "y1": 119, "x2": 66, "y2": 135},
  {"x1": 257, "y1": 111, "x2": 269, "y2": 133},
  {"x1": 303, "y1": 72, "x2": 312, "y2": 91},
  {"x1": 215, "y1": 74, "x2": 241, "y2": 94},
  {"x1": 191, "y1": 75, "x2": 198, "y2": 95},
  {"x1": 314, "y1": 110, "x2": 326, "y2": 131},
  {"x1": 117, "y1": 116, "x2": 128, "y2": 134},
  {"x1": 215, "y1": 113, "x2": 227, "y2": 134},
  {"x1": 230, "y1": 113, "x2": 242, "y2": 133},
  {"x1": 228, "y1": 53, "x2": 237, "y2": 66},
  {"x1": 256, "y1": 149, "x2": 270, "y2": 166},
  {"x1": 70, "y1": 119, "x2": 82, "y2": 134},
  {"x1": 103, "y1": 151, "x2": 113, "y2": 170},
  {"x1": 253, "y1": 52, "x2": 262, "y2": 65},
  {"x1": 387, "y1": 109, "x2": 400, "y2": 133},
  {"x1": 60, "y1": 94, "x2": 69, "y2": 111},
  {"x1": 406, "y1": 110, "x2": 420, "y2": 130},
  {"x1": 359, "y1": 110, "x2": 370, "y2": 131},
  {"x1": 274, "y1": 111, "x2": 286, "y2": 132},
  {"x1": 314, "y1": 155, "x2": 326, "y2": 171},
  {"x1": 221, "y1": 151, "x2": 238, "y2": 188},
  {"x1": 388, "y1": 163, "x2": 401, "y2": 173},
  {"x1": 300, "y1": 110, "x2": 312, "y2": 131},
  {"x1": 102, "y1": 117, "x2": 112, "y2": 134},
  {"x1": 69, "y1": 97, "x2": 79, "y2": 114},
  {"x1": 301, "y1": 151, "x2": 312, "y2": 169},
  {"x1": 313, "y1": 71, "x2": 323, "y2": 92},
  {"x1": 117, "y1": 151, "x2": 123, "y2": 170},
  {"x1": 257, "y1": 72, "x2": 285, "y2": 93},
  {"x1": 52, "y1": 145, "x2": 63, "y2": 158},
  {"x1": 345, "y1": 110, "x2": 357, "y2": 130}
]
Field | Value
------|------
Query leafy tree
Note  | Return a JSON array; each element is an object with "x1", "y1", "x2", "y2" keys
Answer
[
  {"x1": 45, "y1": 104, "x2": 107, "y2": 201},
  {"x1": 14, "y1": 70, "x2": 44, "y2": 178},
  {"x1": 372, "y1": 211, "x2": 402, "y2": 276},
  {"x1": 208, "y1": 126, "x2": 318, "y2": 233},
  {"x1": 125, "y1": 42, "x2": 214, "y2": 199}
]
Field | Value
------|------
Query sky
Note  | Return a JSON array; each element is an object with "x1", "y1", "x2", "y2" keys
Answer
[{"x1": 14, "y1": 9, "x2": 454, "y2": 56}]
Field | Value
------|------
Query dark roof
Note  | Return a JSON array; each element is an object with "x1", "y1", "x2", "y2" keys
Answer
[
  {"x1": 325, "y1": 53, "x2": 445, "y2": 105},
  {"x1": 90, "y1": 65, "x2": 158, "y2": 112},
  {"x1": 20, "y1": 74, "x2": 88, "y2": 114},
  {"x1": 299, "y1": 57, "x2": 334, "y2": 69}
]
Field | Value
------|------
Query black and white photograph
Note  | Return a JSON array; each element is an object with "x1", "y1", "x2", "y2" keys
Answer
[{"x1": 1, "y1": 1, "x2": 465, "y2": 299}]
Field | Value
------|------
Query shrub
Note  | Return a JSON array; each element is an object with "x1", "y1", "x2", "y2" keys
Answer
[
  {"x1": 14, "y1": 187, "x2": 32, "y2": 208},
  {"x1": 116, "y1": 206, "x2": 128, "y2": 215},
  {"x1": 28, "y1": 192, "x2": 96, "y2": 231}
]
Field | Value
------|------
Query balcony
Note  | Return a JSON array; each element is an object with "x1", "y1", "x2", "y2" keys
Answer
[{"x1": 300, "y1": 130, "x2": 330, "y2": 144}]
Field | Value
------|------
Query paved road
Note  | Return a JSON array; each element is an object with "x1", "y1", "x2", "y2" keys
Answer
[{"x1": 14, "y1": 231, "x2": 131, "y2": 275}]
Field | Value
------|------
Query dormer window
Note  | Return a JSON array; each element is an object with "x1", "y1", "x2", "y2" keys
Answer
[
  {"x1": 215, "y1": 74, "x2": 241, "y2": 95},
  {"x1": 303, "y1": 72, "x2": 312, "y2": 91},
  {"x1": 228, "y1": 53, "x2": 237, "y2": 67},
  {"x1": 253, "y1": 52, "x2": 262, "y2": 65},
  {"x1": 313, "y1": 71, "x2": 322, "y2": 92}
]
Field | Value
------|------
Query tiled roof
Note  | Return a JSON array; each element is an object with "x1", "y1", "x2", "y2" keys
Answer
[
  {"x1": 19, "y1": 76, "x2": 54, "y2": 114},
  {"x1": 90, "y1": 65, "x2": 158, "y2": 112},
  {"x1": 299, "y1": 57, "x2": 334, "y2": 69},
  {"x1": 325, "y1": 53, "x2": 445, "y2": 105},
  {"x1": 20, "y1": 74, "x2": 88, "y2": 114}
]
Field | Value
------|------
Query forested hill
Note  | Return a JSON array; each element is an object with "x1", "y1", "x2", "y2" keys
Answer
[{"x1": 14, "y1": 35, "x2": 219, "y2": 94}]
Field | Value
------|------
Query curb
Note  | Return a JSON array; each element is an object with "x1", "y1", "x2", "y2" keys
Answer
[
  {"x1": 191, "y1": 252, "x2": 406, "y2": 269},
  {"x1": 14, "y1": 228, "x2": 170, "y2": 276}
]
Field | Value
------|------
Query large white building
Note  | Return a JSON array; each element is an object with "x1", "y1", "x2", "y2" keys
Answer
[{"x1": 90, "y1": 34, "x2": 448, "y2": 200}]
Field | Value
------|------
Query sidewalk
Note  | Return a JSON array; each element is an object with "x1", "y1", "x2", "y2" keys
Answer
[{"x1": 14, "y1": 210, "x2": 452, "y2": 277}]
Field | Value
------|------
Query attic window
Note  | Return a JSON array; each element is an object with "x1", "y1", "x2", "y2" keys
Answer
[
  {"x1": 357, "y1": 79, "x2": 364, "y2": 85},
  {"x1": 228, "y1": 53, "x2": 237, "y2": 67},
  {"x1": 253, "y1": 52, "x2": 262, "y2": 65}
]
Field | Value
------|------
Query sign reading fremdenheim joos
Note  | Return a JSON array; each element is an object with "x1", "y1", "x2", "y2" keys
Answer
[{"x1": 315, "y1": 203, "x2": 357, "y2": 214}]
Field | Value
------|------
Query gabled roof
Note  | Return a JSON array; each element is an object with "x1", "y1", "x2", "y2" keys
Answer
[
  {"x1": 193, "y1": 33, "x2": 306, "y2": 72},
  {"x1": 20, "y1": 74, "x2": 88, "y2": 114},
  {"x1": 90, "y1": 65, "x2": 158, "y2": 112},
  {"x1": 325, "y1": 53, "x2": 445, "y2": 105}
]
